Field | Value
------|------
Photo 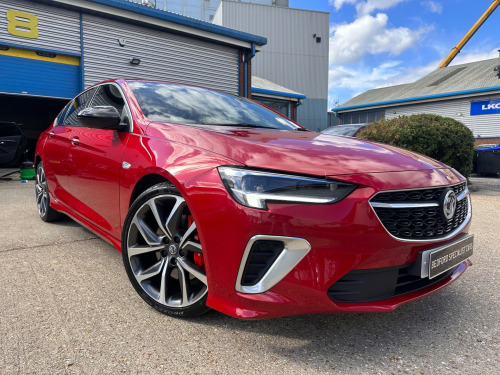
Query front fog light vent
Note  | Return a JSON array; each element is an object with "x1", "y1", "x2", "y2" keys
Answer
[{"x1": 241, "y1": 240, "x2": 284, "y2": 286}]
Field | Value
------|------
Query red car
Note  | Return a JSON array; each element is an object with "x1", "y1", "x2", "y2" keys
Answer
[{"x1": 35, "y1": 79, "x2": 473, "y2": 319}]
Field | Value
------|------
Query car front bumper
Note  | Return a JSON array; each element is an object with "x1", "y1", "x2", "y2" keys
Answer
[{"x1": 182, "y1": 167, "x2": 472, "y2": 319}]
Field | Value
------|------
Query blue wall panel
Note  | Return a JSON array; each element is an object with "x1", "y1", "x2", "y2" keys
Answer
[{"x1": 0, "y1": 55, "x2": 80, "y2": 99}]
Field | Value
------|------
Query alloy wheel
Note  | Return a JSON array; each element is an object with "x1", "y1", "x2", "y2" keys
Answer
[
  {"x1": 36, "y1": 165, "x2": 49, "y2": 218},
  {"x1": 126, "y1": 194, "x2": 207, "y2": 309}
]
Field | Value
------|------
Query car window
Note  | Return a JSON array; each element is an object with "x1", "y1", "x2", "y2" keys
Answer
[
  {"x1": 54, "y1": 102, "x2": 71, "y2": 126},
  {"x1": 61, "y1": 87, "x2": 97, "y2": 127},
  {"x1": 89, "y1": 84, "x2": 126, "y2": 115},
  {"x1": 0, "y1": 122, "x2": 22, "y2": 137},
  {"x1": 127, "y1": 81, "x2": 299, "y2": 130},
  {"x1": 87, "y1": 84, "x2": 130, "y2": 127}
]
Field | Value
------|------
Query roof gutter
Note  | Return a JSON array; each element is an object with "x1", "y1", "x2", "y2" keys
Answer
[
  {"x1": 333, "y1": 86, "x2": 500, "y2": 112},
  {"x1": 251, "y1": 88, "x2": 306, "y2": 100}
]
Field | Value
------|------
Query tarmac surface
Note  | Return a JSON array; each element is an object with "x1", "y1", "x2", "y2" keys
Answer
[{"x1": 0, "y1": 173, "x2": 499, "y2": 375}]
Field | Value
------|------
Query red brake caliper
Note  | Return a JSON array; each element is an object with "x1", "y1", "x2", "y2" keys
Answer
[{"x1": 188, "y1": 215, "x2": 204, "y2": 270}]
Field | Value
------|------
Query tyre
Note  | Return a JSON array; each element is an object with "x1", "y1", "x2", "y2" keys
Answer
[
  {"x1": 122, "y1": 182, "x2": 210, "y2": 317},
  {"x1": 35, "y1": 162, "x2": 61, "y2": 222}
]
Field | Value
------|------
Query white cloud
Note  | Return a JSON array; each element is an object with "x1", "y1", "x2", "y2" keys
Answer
[
  {"x1": 449, "y1": 49, "x2": 499, "y2": 65},
  {"x1": 356, "y1": 0, "x2": 405, "y2": 16},
  {"x1": 421, "y1": 1, "x2": 443, "y2": 14},
  {"x1": 329, "y1": 13, "x2": 429, "y2": 64},
  {"x1": 330, "y1": 0, "x2": 357, "y2": 11},
  {"x1": 329, "y1": 49, "x2": 500, "y2": 105}
]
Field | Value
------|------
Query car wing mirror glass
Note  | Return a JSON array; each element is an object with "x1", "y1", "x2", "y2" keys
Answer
[{"x1": 77, "y1": 106, "x2": 127, "y2": 131}]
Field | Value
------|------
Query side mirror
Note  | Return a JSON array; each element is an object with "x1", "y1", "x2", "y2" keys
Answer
[{"x1": 77, "y1": 106, "x2": 127, "y2": 131}]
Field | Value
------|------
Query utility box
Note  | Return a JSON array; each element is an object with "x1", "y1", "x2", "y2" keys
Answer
[{"x1": 476, "y1": 145, "x2": 500, "y2": 175}]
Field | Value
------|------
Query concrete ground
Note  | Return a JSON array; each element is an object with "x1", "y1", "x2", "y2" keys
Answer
[{"x1": 0, "y1": 173, "x2": 499, "y2": 375}]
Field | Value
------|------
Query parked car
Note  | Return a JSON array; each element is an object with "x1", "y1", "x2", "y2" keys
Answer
[
  {"x1": 321, "y1": 124, "x2": 367, "y2": 137},
  {"x1": 0, "y1": 121, "x2": 26, "y2": 167},
  {"x1": 35, "y1": 79, "x2": 473, "y2": 319}
]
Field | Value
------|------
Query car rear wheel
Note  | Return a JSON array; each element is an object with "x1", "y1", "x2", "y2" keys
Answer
[
  {"x1": 122, "y1": 183, "x2": 210, "y2": 317},
  {"x1": 36, "y1": 162, "x2": 61, "y2": 222}
]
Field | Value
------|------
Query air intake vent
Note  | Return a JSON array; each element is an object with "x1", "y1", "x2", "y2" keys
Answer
[{"x1": 241, "y1": 240, "x2": 284, "y2": 286}]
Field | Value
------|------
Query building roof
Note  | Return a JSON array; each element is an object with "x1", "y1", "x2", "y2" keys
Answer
[
  {"x1": 251, "y1": 76, "x2": 306, "y2": 100},
  {"x1": 335, "y1": 58, "x2": 500, "y2": 112},
  {"x1": 46, "y1": 0, "x2": 267, "y2": 48}
]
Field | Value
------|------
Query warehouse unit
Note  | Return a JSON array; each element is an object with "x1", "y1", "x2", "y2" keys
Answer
[
  {"x1": 332, "y1": 58, "x2": 500, "y2": 146},
  {"x1": 213, "y1": 1, "x2": 329, "y2": 131},
  {"x1": 0, "y1": 0, "x2": 266, "y2": 156}
]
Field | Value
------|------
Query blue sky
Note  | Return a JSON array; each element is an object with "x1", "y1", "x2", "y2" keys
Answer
[{"x1": 289, "y1": 0, "x2": 500, "y2": 108}]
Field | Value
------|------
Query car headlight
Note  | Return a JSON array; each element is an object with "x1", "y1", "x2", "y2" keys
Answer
[{"x1": 218, "y1": 167, "x2": 357, "y2": 210}]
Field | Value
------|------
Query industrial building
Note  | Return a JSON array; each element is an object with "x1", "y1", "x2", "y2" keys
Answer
[
  {"x1": 129, "y1": 0, "x2": 289, "y2": 23},
  {"x1": 332, "y1": 57, "x2": 500, "y2": 146},
  {"x1": 0, "y1": 0, "x2": 266, "y2": 154},
  {"x1": 213, "y1": 1, "x2": 329, "y2": 131}
]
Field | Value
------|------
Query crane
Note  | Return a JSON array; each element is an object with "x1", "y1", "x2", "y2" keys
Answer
[{"x1": 438, "y1": 0, "x2": 500, "y2": 68}]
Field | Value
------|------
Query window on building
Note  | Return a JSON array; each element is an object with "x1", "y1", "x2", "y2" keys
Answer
[
  {"x1": 254, "y1": 99, "x2": 289, "y2": 118},
  {"x1": 342, "y1": 110, "x2": 385, "y2": 125}
]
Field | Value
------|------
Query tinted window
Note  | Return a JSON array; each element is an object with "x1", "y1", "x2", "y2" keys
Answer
[
  {"x1": 128, "y1": 81, "x2": 299, "y2": 130},
  {"x1": 0, "y1": 122, "x2": 21, "y2": 137},
  {"x1": 62, "y1": 88, "x2": 97, "y2": 126},
  {"x1": 89, "y1": 84, "x2": 125, "y2": 114},
  {"x1": 55, "y1": 102, "x2": 71, "y2": 126}
]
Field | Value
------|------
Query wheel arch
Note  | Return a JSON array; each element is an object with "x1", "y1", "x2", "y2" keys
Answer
[{"x1": 129, "y1": 173, "x2": 171, "y2": 207}]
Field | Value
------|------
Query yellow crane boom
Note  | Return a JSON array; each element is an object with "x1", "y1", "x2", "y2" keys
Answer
[{"x1": 438, "y1": 0, "x2": 500, "y2": 68}]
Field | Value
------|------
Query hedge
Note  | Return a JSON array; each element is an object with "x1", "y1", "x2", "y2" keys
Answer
[{"x1": 357, "y1": 114, "x2": 475, "y2": 178}]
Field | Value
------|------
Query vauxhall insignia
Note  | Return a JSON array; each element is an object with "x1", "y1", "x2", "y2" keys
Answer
[{"x1": 442, "y1": 189, "x2": 457, "y2": 220}]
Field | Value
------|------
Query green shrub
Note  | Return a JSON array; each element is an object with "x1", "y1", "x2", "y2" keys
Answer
[{"x1": 357, "y1": 114, "x2": 475, "y2": 178}]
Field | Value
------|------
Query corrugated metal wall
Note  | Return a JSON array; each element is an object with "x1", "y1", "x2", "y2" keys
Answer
[
  {"x1": 384, "y1": 94, "x2": 500, "y2": 138},
  {"x1": 82, "y1": 14, "x2": 239, "y2": 94},
  {"x1": 214, "y1": 1, "x2": 329, "y2": 129},
  {"x1": 0, "y1": 0, "x2": 80, "y2": 54}
]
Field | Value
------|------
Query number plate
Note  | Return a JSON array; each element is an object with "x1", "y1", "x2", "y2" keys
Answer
[{"x1": 429, "y1": 235, "x2": 474, "y2": 279}]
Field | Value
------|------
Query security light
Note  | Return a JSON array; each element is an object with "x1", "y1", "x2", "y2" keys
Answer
[
  {"x1": 130, "y1": 57, "x2": 141, "y2": 65},
  {"x1": 494, "y1": 65, "x2": 500, "y2": 78}
]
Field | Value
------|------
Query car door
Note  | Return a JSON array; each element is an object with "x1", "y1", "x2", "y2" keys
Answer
[
  {"x1": 68, "y1": 83, "x2": 131, "y2": 238},
  {"x1": 42, "y1": 89, "x2": 96, "y2": 203},
  {"x1": 0, "y1": 122, "x2": 25, "y2": 167}
]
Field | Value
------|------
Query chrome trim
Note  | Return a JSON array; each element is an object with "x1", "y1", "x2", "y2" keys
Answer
[
  {"x1": 456, "y1": 189, "x2": 468, "y2": 201},
  {"x1": 235, "y1": 235, "x2": 311, "y2": 294},
  {"x1": 369, "y1": 187, "x2": 471, "y2": 243},
  {"x1": 370, "y1": 202, "x2": 439, "y2": 209},
  {"x1": 419, "y1": 234, "x2": 474, "y2": 278},
  {"x1": 368, "y1": 181, "x2": 467, "y2": 195}
]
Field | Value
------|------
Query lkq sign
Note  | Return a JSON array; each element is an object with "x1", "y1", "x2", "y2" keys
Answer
[{"x1": 470, "y1": 98, "x2": 500, "y2": 115}]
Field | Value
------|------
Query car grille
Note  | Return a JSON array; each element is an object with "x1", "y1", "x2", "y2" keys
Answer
[
  {"x1": 370, "y1": 182, "x2": 469, "y2": 240},
  {"x1": 328, "y1": 264, "x2": 457, "y2": 303}
]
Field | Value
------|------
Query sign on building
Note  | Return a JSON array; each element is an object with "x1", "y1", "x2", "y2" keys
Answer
[{"x1": 470, "y1": 98, "x2": 500, "y2": 115}]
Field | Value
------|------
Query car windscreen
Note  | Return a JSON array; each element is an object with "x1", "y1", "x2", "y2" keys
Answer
[{"x1": 127, "y1": 81, "x2": 299, "y2": 130}]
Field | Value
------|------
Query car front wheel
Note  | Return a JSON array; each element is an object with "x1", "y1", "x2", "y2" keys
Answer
[{"x1": 122, "y1": 183, "x2": 210, "y2": 317}]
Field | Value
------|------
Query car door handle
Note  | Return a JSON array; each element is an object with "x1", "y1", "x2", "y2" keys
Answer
[
  {"x1": 48, "y1": 131, "x2": 55, "y2": 138},
  {"x1": 71, "y1": 137, "x2": 80, "y2": 146}
]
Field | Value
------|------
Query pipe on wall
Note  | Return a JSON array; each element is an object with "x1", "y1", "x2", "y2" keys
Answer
[{"x1": 243, "y1": 42, "x2": 255, "y2": 98}]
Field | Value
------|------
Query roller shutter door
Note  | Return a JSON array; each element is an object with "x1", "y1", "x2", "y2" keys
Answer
[
  {"x1": 0, "y1": 47, "x2": 80, "y2": 98},
  {"x1": 82, "y1": 14, "x2": 239, "y2": 94}
]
